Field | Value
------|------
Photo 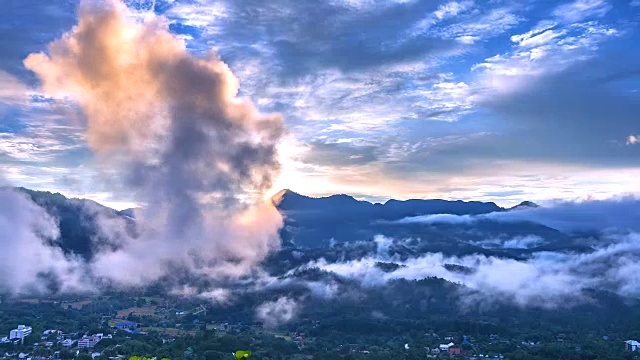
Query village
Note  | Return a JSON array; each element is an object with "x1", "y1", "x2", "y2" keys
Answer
[
  {"x1": 2, "y1": 295, "x2": 640, "y2": 360},
  {"x1": 2, "y1": 317, "x2": 640, "y2": 360}
]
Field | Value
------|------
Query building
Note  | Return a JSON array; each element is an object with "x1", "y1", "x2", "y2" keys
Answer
[
  {"x1": 10, "y1": 326, "x2": 32, "y2": 343},
  {"x1": 78, "y1": 334, "x2": 104, "y2": 349},
  {"x1": 61, "y1": 339, "x2": 75, "y2": 348},
  {"x1": 115, "y1": 321, "x2": 136, "y2": 330},
  {"x1": 439, "y1": 342, "x2": 455, "y2": 351},
  {"x1": 448, "y1": 347, "x2": 461, "y2": 355},
  {"x1": 625, "y1": 340, "x2": 640, "y2": 351}
]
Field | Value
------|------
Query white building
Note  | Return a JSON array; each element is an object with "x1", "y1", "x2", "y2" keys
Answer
[
  {"x1": 0, "y1": 337, "x2": 9, "y2": 344},
  {"x1": 10, "y1": 326, "x2": 32, "y2": 343},
  {"x1": 625, "y1": 340, "x2": 640, "y2": 351},
  {"x1": 61, "y1": 339, "x2": 75, "y2": 348},
  {"x1": 439, "y1": 342, "x2": 455, "y2": 351},
  {"x1": 78, "y1": 334, "x2": 104, "y2": 349}
]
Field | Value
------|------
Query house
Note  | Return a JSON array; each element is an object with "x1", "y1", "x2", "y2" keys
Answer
[
  {"x1": 430, "y1": 348, "x2": 441, "y2": 355},
  {"x1": 439, "y1": 342, "x2": 455, "y2": 351},
  {"x1": 61, "y1": 339, "x2": 75, "y2": 348},
  {"x1": 448, "y1": 347, "x2": 461, "y2": 355},
  {"x1": 78, "y1": 334, "x2": 103, "y2": 349},
  {"x1": 91, "y1": 352, "x2": 102, "y2": 359},
  {"x1": 44, "y1": 342, "x2": 54, "y2": 348},
  {"x1": 18, "y1": 353, "x2": 29, "y2": 359},
  {"x1": 625, "y1": 340, "x2": 640, "y2": 351},
  {"x1": 10, "y1": 326, "x2": 33, "y2": 342},
  {"x1": 0, "y1": 337, "x2": 9, "y2": 344},
  {"x1": 114, "y1": 321, "x2": 136, "y2": 330}
]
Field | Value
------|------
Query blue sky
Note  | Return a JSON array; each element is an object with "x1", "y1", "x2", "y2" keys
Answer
[{"x1": 1, "y1": 0, "x2": 639, "y2": 209}]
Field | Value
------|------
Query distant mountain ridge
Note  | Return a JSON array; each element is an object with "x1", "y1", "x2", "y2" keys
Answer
[
  {"x1": 5, "y1": 186, "x2": 547, "y2": 255},
  {"x1": 273, "y1": 189, "x2": 533, "y2": 218},
  {"x1": 272, "y1": 189, "x2": 552, "y2": 248}
]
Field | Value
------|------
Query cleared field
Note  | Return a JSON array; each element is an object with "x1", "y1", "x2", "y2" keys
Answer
[
  {"x1": 116, "y1": 306, "x2": 158, "y2": 317},
  {"x1": 20, "y1": 299, "x2": 58, "y2": 304},
  {"x1": 140, "y1": 327, "x2": 182, "y2": 336},
  {"x1": 61, "y1": 300, "x2": 92, "y2": 309}
]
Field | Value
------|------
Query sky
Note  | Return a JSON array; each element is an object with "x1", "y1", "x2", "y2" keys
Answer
[{"x1": 1, "y1": 0, "x2": 639, "y2": 209}]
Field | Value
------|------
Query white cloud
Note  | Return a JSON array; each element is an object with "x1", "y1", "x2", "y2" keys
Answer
[
  {"x1": 434, "y1": 1, "x2": 474, "y2": 20},
  {"x1": 0, "y1": 127, "x2": 83, "y2": 163},
  {"x1": 512, "y1": 29, "x2": 567, "y2": 48},
  {"x1": 255, "y1": 297, "x2": 301, "y2": 328},
  {"x1": 0, "y1": 188, "x2": 88, "y2": 294},
  {"x1": 472, "y1": 21, "x2": 619, "y2": 95},
  {"x1": 627, "y1": 135, "x2": 639, "y2": 145},
  {"x1": 164, "y1": 0, "x2": 228, "y2": 29},
  {"x1": 0, "y1": 70, "x2": 30, "y2": 106},
  {"x1": 436, "y1": 7, "x2": 524, "y2": 44},
  {"x1": 398, "y1": 196, "x2": 640, "y2": 233},
  {"x1": 552, "y1": 0, "x2": 611, "y2": 23},
  {"x1": 301, "y1": 232, "x2": 640, "y2": 308}
]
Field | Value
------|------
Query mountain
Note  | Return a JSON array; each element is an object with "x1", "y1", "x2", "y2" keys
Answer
[
  {"x1": 273, "y1": 190, "x2": 557, "y2": 248},
  {"x1": 508, "y1": 200, "x2": 540, "y2": 211},
  {"x1": 12, "y1": 187, "x2": 135, "y2": 260},
  {"x1": 7, "y1": 187, "x2": 558, "y2": 257},
  {"x1": 275, "y1": 189, "x2": 503, "y2": 218}
]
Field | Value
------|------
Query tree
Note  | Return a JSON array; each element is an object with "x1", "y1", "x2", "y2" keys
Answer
[
  {"x1": 59, "y1": 350, "x2": 73, "y2": 360},
  {"x1": 77, "y1": 353, "x2": 93, "y2": 360}
]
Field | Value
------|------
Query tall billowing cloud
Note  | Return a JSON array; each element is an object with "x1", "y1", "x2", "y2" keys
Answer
[{"x1": 22, "y1": 0, "x2": 284, "y2": 286}]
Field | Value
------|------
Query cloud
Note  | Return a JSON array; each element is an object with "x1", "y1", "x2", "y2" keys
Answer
[
  {"x1": 0, "y1": 0, "x2": 77, "y2": 82},
  {"x1": 434, "y1": 1, "x2": 474, "y2": 20},
  {"x1": 434, "y1": 6, "x2": 524, "y2": 44},
  {"x1": 300, "y1": 232, "x2": 640, "y2": 308},
  {"x1": 397, "y1": 196, "x2": 640, "y2": 233},
  {"x1": 0, "y1": 126, "x2": 84, "y2": 163},
  {"x1": 0, "y1": 188, "x2": 87, "y2": 294},
  {"x1": 502, "y1": 235, "x2": 545, "y2": 249},
  {"x1": 219, "y1": 0, "x2": 458, "y2": 76},
  {"x1": 628, "y1": 135, "x2": 639, "y2": 145},
  {"x1": 396, "y1": 213, "x2": 475, "y2": 225},
  {"x1": 301, "y1": 141, "x2": 379, "y2": 167},
  {"x1": 255, "y1": 297, "x2": 301, "y2": 328},
  {"x1": 0, "y1": 70, "x2": 30, "y2": 106},
  {"x1": 484, "y1": 197, "x2": 640, "y2": 233},
  {"x1": 552, "y1": 0, "x2": 611, "y2": 23},
  {"x1": 19, "y1": 0, "x2": 285, "y2": 288}
]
